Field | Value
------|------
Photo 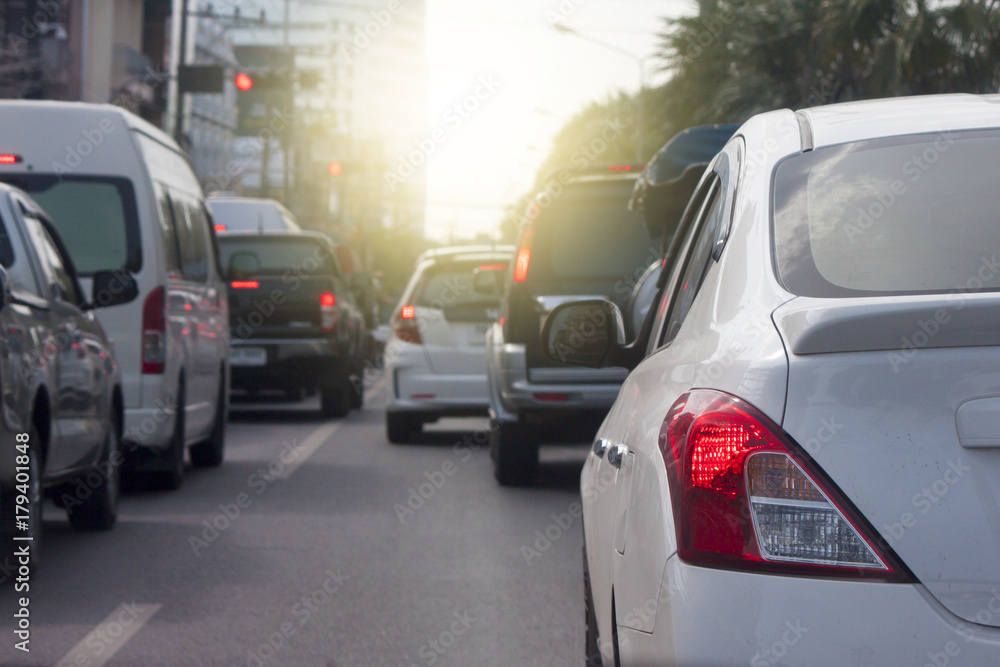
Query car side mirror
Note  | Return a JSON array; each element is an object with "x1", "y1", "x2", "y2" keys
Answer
[
  {"x1": 472, "y1": 266, "x2": 504, "y2": 296},
  {"x1": 542, "y1": 299, "x2": 627, "y2": 368},
  {"x1": 90, "y1": 270, "x2": 138, "y2": 308}
]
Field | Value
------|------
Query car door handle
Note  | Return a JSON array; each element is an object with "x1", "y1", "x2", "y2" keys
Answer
[
  {"x1": 607, "y1": 443, "x2": 628, "y2": 469},
  {"x1": 593, "y1": 437, "x2": 610, "y2": 458}
]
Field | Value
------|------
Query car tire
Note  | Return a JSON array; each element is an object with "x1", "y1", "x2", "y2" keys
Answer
[
  {"x1": 583, "y1": 547, "x2": 603, "y2": 666},
  {"x1": 386, "y1": 412, "x2": 420, "y2": 444},
  {"x1": 67, "y1": 414, "x2": 121, "y2": 531},
  {"x1": 191, "y1": 369, "x2": 227, "y2": 469},
  {"x1": 147, "y1": 381, "x2": 186, "y2": 491},
  {"x1": 491, "y1": 419, "x2": 539, "y2": 486},
  {"x1": 320, "y1": 371, "x2": 351, "y2": 419},
  {"x1": 1, "y1": 424, "x2": 42, "y2": 569}
]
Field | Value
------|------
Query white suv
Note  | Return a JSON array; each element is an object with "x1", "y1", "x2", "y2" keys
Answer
[
  {"x1": 0, "y1": 101, "x2": 230, "y2": 490},
  {"x1": 384, "y1": 246, "x2": 513, "y2": 443}
]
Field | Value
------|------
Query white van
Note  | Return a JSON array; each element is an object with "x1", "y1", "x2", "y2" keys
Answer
[{"x1": 0, "y1": 101, "x2": 229, "y2": 490}]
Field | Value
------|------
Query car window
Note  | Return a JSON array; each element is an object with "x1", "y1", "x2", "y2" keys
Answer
[
  {"x1": 173, "y1": 194, "x2": 210, "y2": 283},
  {"x1": 155, "y1": 183, "x2": 182, "y2": 275},
  {"x1": 21, "y1": 206, "x2": 80, "y2": 304},
  {"x1": 0, "y1": 174, "x2": 141, "y2": 276},
  {"x1": 218, "y1": 237, "x2": 338, "y2": 278},
  {"x1": 0, "y1": 199, "x2": 41, "y2": 297},
  {"x1": 660, "y1": 177, "x2": 724, "y2": 347}
]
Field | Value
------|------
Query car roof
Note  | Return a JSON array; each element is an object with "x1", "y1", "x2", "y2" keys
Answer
[
  {"x1": 217, "y1": 230, "x2": 330, "y2": 243},
  {"x1": 415, "y1": 245, "x2": 515, "y2": 264},
  {"x1": 0, "y1": 99, "x2": 180, "y2": 150},
  {"x1": 796, "y1": 93, "x2": 1000, "y2": 149}
]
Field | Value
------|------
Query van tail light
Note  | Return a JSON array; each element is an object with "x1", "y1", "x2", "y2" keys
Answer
[
  {"x1": 393, "y1": 305, "x2": 422, "y2": 345},
  {"x1": 142, "y1": 286, "x2": 166, "y2": 374},
  {"x1": 317, "y1": 291, "x2": 338, "y2": 332},
  {"x1": 660, "y1": 390, "x2": 913, "y2": 581}
]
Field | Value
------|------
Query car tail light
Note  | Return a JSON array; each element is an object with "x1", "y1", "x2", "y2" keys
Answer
[
  {"x1": 231, "y1": 281, "x2": 259, "y2": 289},
  {"x1": 513, "y1": 221, "x2": 535, "y2": 283},
  {"x1": 533, "y1": 392, "x2": 568, "y2": 402},
  {"x1": 142, "y1": 286, "x2": 166, "y2": 374},
  {"x1": 659, "y1": 390, "x2": 913, "y2": 581},
  {"x1": 0, "y1": 154, "x2": 21, "y2": 164},
  {"x1": 393, "y1": 305, "x2": 421, "y2": 344},
  {"x1": 317, "y1": 291, "x2": 338, "y2": 332},
  {"x1": 214, "y1": 224, "x2": 227, "y2": 232}
]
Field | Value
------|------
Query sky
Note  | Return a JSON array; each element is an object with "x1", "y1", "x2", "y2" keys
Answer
[{"x1": 423, "y1": 0, "x2": 693, "y2": 242}]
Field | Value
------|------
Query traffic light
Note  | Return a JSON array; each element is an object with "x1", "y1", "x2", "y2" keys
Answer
[
  {"x1": 328, "y1": 161, "x2": 343, "y2": 177},
  {"x1": 235, "y1": 72, "x2": 253, "y2": 91},
  {"x1": 234, "y1": 70, "x2": 289, "y2": 91}
]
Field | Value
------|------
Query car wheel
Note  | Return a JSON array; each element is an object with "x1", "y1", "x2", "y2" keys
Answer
[
  {"x1": 148, "y1": 381, "x2": 186, "y2": 490},
  {"x1": 491, "y1": 419, "x2": 539, "y2": 486},
  {"x1": 191, "y1": 369, "x2": 227, "y2": 469},
  {"x1": 320, "y1": 371, "x2": 351, "y2": 419},
  {"x1": 67, "y1": 414, "x2": 121, "y2": 531},
  {"x1": 386, "y1": 412, "x2": 420, "y2": 444},
  {"x1": 1, "y1": 424, "x2": 42, "y2": 569},
  {"x1": 583, "y1": 547, "x2": 603, "y2": 666}
]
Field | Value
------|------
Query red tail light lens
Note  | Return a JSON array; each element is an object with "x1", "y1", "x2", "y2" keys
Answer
[
  {"x1": 142, "y1": 286, "x2": 166, "y2": 374},
  {"x1": 231, "y1": 281, "x2": 259, "y2": 289},
  {"x1": 660, "y1": 390, "x2": 913, "y2": 581},
  {"x1": 317, "y1": 291, "x2": 338, "y2": 331},
  {"x1": 214, "y1": 224, "x2": 227, "y2": 232},
  {"x1": 0, "y1": 154, "x2": 21, "y2": 164},
  {"x1": 393, "y1": 305, "x2": 421, "y2": 344},
  {"x1": 513, "y1": 221, "x2": 534, "y2": 283}
]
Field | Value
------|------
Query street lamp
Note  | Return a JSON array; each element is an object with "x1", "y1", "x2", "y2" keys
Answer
[{"x1": 553, "y1": 23, "x2": 648, "y2": 163}]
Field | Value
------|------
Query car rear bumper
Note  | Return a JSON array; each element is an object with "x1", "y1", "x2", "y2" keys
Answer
[
  {"x1": 617, "y1": 555, "x2": 1000, "y2": 666},
  {"x1": 386, "y1": 342, "x2": 490, "y2": 416},
  {"x1": 230, "y1": 337, "x2": 346, "y2": 390}
]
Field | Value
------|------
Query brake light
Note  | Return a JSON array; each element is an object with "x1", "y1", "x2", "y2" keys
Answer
[
  {"x1": 660, "y1": 390, "x2": 912, "y2": 581},
  {"x1": 231, "y1": 281, "x2": 259, "y2": 289},
  {"x1": 0, "y1": 154, "x2": 21, "y2": 164},
  {"x1": 142, "y1": 286, "x2": 166, "y2": 374},
  {"x1": 318, "y1": 291, "x2": 338, "y2": 331},
  {"x1": 513, "y1": 221, "x2": 534, "y2": 283},
  {"x1": 478, "y1": 264, "x2": 507, "y2": 271},
  {"x1": 214, "y1": 224, "x2": 227, "y2": 232},
  {"x1": 393, "y1": 305, "x2": 421, "y2": 344}
]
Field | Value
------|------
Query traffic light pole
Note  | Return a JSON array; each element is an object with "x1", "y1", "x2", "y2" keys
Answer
[{"x1": 173, "y1": 0, "x2": 190, "y2": 144}]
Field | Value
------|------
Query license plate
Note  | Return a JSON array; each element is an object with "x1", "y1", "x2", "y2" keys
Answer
[{"x1": 230, "y1": 347, "x2": 267, "y2": 367}]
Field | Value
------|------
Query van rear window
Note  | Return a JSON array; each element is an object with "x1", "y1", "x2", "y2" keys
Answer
[{"x1": 0, "y1": 174, "x2": 140, "y2": 276}]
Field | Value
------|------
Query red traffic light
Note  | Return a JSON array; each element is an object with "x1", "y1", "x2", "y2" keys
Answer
[
  {"x1": 235, "y1": 72, "x2": 253, "y2": 91},
  {"x1": 328, "y1": 161, "x2": 343, "y2": 177}
]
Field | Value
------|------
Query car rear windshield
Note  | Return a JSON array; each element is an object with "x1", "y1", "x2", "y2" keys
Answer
[
  {"x1": 533, "y1": 181, "x2": 656, "y2": 284},
  {"x1": 414, "y1": 261, "x2": 505, "y2": 309},
  {"x1": 219, "y1": 237, "x2": 338, "y2": 278},
  {"x1": 773, "y1": 130, "x2": 1000, "y2": 297},
  {"x1": 208, "y1": 200, "x2": 298, "y2": 232},
  {"x1": 0, "y1": 174, "x2": 140, "y2": 276}
]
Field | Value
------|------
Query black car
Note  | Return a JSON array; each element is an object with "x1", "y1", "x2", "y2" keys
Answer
[
  {"x1": 218, "y1": 231, "x2": 367, "y2": 418},
  {"x1": 0, "y1": 183, "x2": 136, "y2": 566}
]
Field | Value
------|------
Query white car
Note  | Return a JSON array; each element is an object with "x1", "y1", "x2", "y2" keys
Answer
[
  {"x1": 385, "y1": 245, "x2": 514, "y2": 442},
  {"x1": 544, "y1": 94, "x2": 1000, "y2": 665},
  {"x1": 206, "y1": 196, "x2": 302, "y2": 233}
]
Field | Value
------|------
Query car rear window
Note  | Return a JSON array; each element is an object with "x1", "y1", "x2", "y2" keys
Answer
[
  {"x1": 533, "y1": 181, "x2": 655, "y2": 284},
  {"x1": 208, "y1": 200, "x2": 299, "y2": 232},
  {"x1": 0, "y1": 174, "x2": 140, "y2": 276},
  {"x1": 219, "y1": 237, "x2": 337, "y2": 277},
  {"x1": 773, "y1": 130, "x2": 1000, "y2": 297},
  {"x1": 414, "y1": 261, "x2": 504, "y2": 309}
]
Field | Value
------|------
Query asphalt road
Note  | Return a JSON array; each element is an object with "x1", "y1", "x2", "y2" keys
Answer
[{"x1": 0, "y1": 373, "x2": 589, "y2": 666}]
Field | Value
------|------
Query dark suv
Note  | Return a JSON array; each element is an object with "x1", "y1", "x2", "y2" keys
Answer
[
  {"x1": 218, "y1": 232, "x2": 366, "y2": 418},
  {"x1": 485, "y1": 168, "x2": 658, "y2": 485}
]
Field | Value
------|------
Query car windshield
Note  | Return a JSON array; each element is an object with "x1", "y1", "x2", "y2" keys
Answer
[
  {"x1": 0, "y1": 174, "x2": 140, "y2": 276},
  {"x1": 773, "y1": 129, "x2": 1000, "y2": 297},
  {"x1": 219, "y1": 237, "x2": 337, "y2": 277}
]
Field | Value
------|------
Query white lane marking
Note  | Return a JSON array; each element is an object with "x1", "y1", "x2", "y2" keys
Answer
[
  {"x1": 277, "y1": 422, "x2": 341, "y2": 479},
  {"x1": 55, "y1": 603, "x2": 161, "y2": 667}
]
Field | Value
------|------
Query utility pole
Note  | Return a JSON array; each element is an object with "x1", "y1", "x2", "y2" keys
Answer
[
  {"x1": 173, "y1": 0, "x2": 190, "y2": 144},
  {"x1": 282, "y1": 0, "x2": 292, "y2": 201}
]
